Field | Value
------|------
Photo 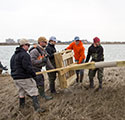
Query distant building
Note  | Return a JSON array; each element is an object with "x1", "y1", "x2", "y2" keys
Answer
[
  {"x1": 6, "y1": 38, "x2": 15, "y2": 43},
  {"x1": 17, "y1": 39, "x2": 37, "y2": 44}
]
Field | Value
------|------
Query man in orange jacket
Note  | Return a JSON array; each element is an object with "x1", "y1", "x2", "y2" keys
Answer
[{"x1": 66, "y1": 36, "x2": 85, "y2": 83}]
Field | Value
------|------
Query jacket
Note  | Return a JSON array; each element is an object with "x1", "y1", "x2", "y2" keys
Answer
[
  {"x1": 46, "y1": 43, "x2": 56, "y2": 68},
  {"x1": 10, "y1": 47, "x2": 36, "y2": 80},
  {"x1": 66, "y1": 41, "x2": 85, "y2": 64},
  {"x1": 85, "y1": 44, "x2": 104, "y2": 62},
  {"x1": 29, "y1": 45, "x2": 54, "y2": 72}
]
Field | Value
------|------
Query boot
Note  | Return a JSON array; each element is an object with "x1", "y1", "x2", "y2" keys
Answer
[
  {"x1": 32, "y1": 96, "x2": 46, "y2": 112},
  {"x1": 89, "y1": 78, "x2": 94, "y2": 88},
  {"x1": 80, "y1": 74, "x2": 84, "y2": 83},
  {"x1": 19, "y1": 97, "x2": 25, "y2": 109},
  {"x1": 50, "y1": 82, "x2": 56, "y2": 93},
  {"x1": 76, "y1": 73, "x2": 79, "y2": 83},
  {"x1": 38, "y1": 86, "x2": 53, "y2": 100}
]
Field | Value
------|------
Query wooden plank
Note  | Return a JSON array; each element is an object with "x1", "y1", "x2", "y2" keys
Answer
[
  {"x1": 117, "y1": 61, "x2": 125, "y2": 67},
  {"x1": 36, "y1": 61, "x2": 125, "y2": 75},
  {"x1": 62, "y1": 52, "x2": 73, "y2": 61},
  {"x1": 66, "y1": 74, "x2": 76, "y2": 87}
]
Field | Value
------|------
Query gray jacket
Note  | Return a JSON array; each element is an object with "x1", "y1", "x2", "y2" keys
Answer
[{"x1": 30, "y1": 45, "x2": 54, "y2": 72}]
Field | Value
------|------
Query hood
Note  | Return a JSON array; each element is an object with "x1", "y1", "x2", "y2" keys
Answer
[{"x1": 15, "y1": 47, "x2": 26, "y2": 54}]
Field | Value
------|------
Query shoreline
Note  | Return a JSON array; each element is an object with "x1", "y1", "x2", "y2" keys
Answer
[{"x1": 0, "y1": 42, "x2": 125, "y2": 46}]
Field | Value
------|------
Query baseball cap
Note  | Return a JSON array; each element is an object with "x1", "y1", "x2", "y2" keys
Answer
[
  {"x1": 74, "y1": 36, "x2": 80, "y2": 41},
  {"x1": 38, "y1": 36, "x2": 48, "y2": 43},
  {"x1": 49, "y1": 36, "x2": 57, "y2": 42},
  {"x1": 19, "y1": 39, "x2": 30, "y2": 45}
]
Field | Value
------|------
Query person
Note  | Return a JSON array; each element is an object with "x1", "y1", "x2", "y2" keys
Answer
[
  {"x1": 85, "y1": 37, "x2": 104, "y2": 90},
  {"x1": 46, "y1": 36, "x2": 57, "y2": 93},
  {"x1": 65, "y1": 36, "x2": 85, "y2": 83},
  {"x1": 29, "y1": 36, "x2": 54, "y2": 100},
  {"x1": 10, "y1": 39, "x2": 45, "y2": 112},
  {"x1": 0, "y1": 61, "x2": 8, "y2": 70}
]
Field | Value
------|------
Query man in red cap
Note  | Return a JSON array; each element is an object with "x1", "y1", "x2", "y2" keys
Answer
[{"x1": 85, "y1": 37, "x2": 104, "y2": 90}]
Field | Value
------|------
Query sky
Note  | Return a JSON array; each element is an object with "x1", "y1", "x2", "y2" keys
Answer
[{"x1": 0, "y1": 0, "x2": 125, "y2": 42}]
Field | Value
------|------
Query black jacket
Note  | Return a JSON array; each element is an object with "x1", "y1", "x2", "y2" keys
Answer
[
  {"x1": 10, "y1": 47, "x2": 36, "y2": 80},
  {"x1": 85, "y1": 44, "x2": 104, "y2": 62},
  {"x1": 46, "y1": 43, "x2": 56, "y2": 68}
]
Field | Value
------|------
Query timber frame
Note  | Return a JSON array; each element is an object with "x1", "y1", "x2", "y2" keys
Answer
[{"x1": 54, "y1": 50, "x2": 76, "y2": 88}]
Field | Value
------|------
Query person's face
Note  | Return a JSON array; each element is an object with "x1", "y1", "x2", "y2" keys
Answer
[
  {"x1": 23, "y1": 44, "x2": 30, "y2": 51},
  {"x1": 75, "y1": 40, "x2": 80, "y2": 45},
  {"x1": 50, "y1": 40, "x2": 56, "y2": 45},
  {"x1": 93, "y1": 42, "x2": 100, "y2": 47},
  {"x1": 96, "y1": 42, "x2": 100, "y2": 46},
  {"x1": 40, "y1": 41, "x2": 47, "y2": 48}
]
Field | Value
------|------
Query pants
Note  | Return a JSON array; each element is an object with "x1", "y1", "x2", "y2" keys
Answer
[
  {"x1": 88, "y1": 68, "x2": 104, "y2": 85},
  {"x1": 33, "y1": 74, "x2": 44, "y2": 88},
  {"x1": 14, "y1": 78, "x2": 38, "y2": 97},
  {"x1": 75, "y1": 60, "x2": 84, "y2": 75}
]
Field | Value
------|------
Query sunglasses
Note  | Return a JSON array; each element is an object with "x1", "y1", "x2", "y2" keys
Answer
[{"x1": 25, "y1": 44, "x2": 30, "y2": 47}]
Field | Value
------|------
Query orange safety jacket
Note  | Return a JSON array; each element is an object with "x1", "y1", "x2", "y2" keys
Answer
[{"x1": 66, "y1": 41, "x2": 85, "y2": 64}]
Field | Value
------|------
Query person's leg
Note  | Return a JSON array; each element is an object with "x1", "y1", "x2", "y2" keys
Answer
[
  {"x1": 75, "y1": 70, "x2": 80, "y2": 83},
  {"x1": 97, "y1": 68, "x2": 104, "y2": 89},
  {"x1": 79, "y1": 70, "x2": 84, "y2": 83},
  {"x1": 14, "y1": 81, "x2": 26, "y2": 109},
  {"x1": 34, "y1": 74, "x2": 53, "y2": 100},
  {"x1": 48, "y1": 72, "x2": 56, "y2": 93},
  {"x1": 88, "y1": 69, "x2": 97, "y2": 88},
  {"x1": 23, "y1": 78, "x2": 46, "y2": 112}
]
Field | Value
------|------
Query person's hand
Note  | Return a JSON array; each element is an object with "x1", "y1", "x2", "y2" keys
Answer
[{"x1": 42, "y1": 57, "x2": 47, "y2": 63}]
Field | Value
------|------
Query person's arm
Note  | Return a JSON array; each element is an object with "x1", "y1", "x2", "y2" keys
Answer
[
  {"x1": 30, "y1": 49, "x2": 46, "y2": 67},
  {"x1": 66, "y1": 42, "x2": 74, "y2": 50},
  {"x1": 78, "y1": 47, "x2": 85, "y2": 64},
  {"x1": 22, "y1": 54, "x2": 36, "y2": 77},
  {"x1": 85, "y1": 47, "x2": 91, "y2": 63},
  {"x1": 46, "y1": 58, "x2": 55, "y2": 69},
  {"x1": 46, "y1": 47, "x2": 54, "y2": 59},
  {"x1": 97, "y1": 46, "x2": 104, "y2": 61}
]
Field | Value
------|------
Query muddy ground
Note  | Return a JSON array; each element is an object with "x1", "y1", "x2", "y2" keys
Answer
[{"x1": 0, "y1": 67, "x2": 125, "y2": 120}]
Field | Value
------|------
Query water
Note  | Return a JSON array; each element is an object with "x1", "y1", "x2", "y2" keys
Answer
[{"x1": 0, "y1": 44, "x2": 125, "y2": 73}]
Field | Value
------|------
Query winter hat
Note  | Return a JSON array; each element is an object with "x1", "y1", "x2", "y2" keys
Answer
[
  {"x1": 93, "y1": 37, "x2": 100, "y2": 43},
  {"x1": 74, "y1": 36, "x2": 80, "y2": 41},
  {"x1": 38, "y1": 36, "x2": 48, "y2": 43},
  {"x1": 49, "y1": 36, "x2": 57, "y2": 42},
  {"x1": 19, "y1": 39, "x2": 30, "y2": 45}
]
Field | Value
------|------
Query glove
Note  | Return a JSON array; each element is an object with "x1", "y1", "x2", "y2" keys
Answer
[{"x1": 42, "y1": 57, "x2": 47, "y2": 63}]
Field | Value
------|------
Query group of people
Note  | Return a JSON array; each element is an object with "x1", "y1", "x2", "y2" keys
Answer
[{"x1": 10, "y1": 36, "x2": 104, "y2": 113}]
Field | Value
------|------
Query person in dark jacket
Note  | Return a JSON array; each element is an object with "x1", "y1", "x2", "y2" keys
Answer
[
  {"x1": 10, "y1": 39, "x2": 45, "y2": 113},
  {"x1": 85, "y1": 37, "x2": 104, "y2": 90},
  {"x1": 46, "y1": 36, "x2": 57, "y2": 93}
]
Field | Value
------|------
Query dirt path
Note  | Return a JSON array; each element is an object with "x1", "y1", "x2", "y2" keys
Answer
[{"x1": 0, "y1": 67, "x2": 125, "y2": 120}]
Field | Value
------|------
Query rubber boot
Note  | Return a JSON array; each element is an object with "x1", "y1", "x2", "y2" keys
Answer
[
  {"x1": 32, "y1": 96, "x2": 46, "y2": 112},
  {"x1": 89, "y1": 78, "x2": 94, "y2": 88},
  {"x1": 80, "y1": 74, "x2": 84, "y2": 83},
  {"x1": 38, "y1": 86, "x2": 53, "y2": 100},
  {"x1": 19, "y1": 97, "x2": 25, "y2": 109},
  {"x1": 50, "y1": 82, "x2": 56, "y2": 93},
  {"x1": 76, "y1": 73, "x2": 79, "y2": 83}
]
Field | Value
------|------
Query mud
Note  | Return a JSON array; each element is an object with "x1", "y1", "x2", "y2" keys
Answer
[{"x1": 0, "y1": 67, "x2": 125, "y2": 120}]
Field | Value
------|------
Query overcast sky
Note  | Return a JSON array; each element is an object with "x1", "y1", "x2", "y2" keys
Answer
[{"x1": 0, "y1": 0, "x2": 125, "y2": 42}]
